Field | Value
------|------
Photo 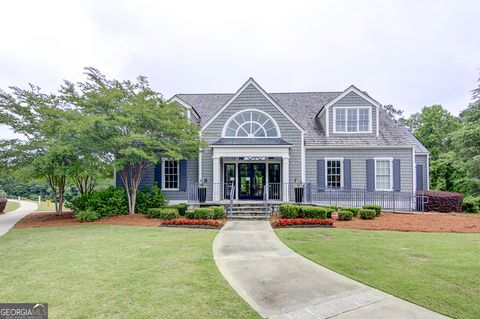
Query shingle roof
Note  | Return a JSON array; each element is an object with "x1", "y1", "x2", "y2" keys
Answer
[
  {"x1": 175, "y1": 92, "x2": 416, "y2": 148},
  {"x1": 400, "y1": 125, "x2": 429, "y2": 154},
  {"x1": 211, "y1": 138, "x2": 291, "y2": 145}
]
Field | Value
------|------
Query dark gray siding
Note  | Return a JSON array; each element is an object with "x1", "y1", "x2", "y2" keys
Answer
[{"x1": 305, "y1": 148, "x2": 414, "y2": 193}]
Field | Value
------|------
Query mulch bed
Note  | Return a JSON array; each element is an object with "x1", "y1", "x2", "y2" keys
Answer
[{"x1": 159, "y1": 225, "x2": 222, "y2": 229}]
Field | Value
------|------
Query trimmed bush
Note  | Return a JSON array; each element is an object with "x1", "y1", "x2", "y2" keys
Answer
[
  {"x1": 419, "y1": 190, "x2": 463, "y2": 213},
  {"x1": 175, "y1": 203, "x2": 188, "y2": 216},
  {"x1": 340, "y1": 207, "x2": 360, "y2": 217},
  {"x1": 323, "y1": 205, "x2": 339, "y2": 211},
  {"x1": 462, "y1": 196, "x2": 480, "y2": 213},
  {"x1": 359, "y1": 209, "x2": 376, "y2": 220},
  {"x1": 135, "y1": 185, "x2": 167, "y2": 214},
  {"x1": 302, "y1": 206, "x2": 327, "y2": 219},
  {"x1": 75, "y1": 210, "x2": 99, "y2": 222},
  {"x1": 185, "y1": 210, "x2": 195, "y2": 219},
  {"x1": 323, "y1": 207, "x2": 336, "y2": 218},
  {"x1": 363, "y1": 205, "x2": 381, "y2": 216},
  {"x1": 194, "y1": 208, "x2": 215, "y2": 219},
  {"x1": 0, "y1": 198, "x2": 7, "y2": 213},
  {"x1": 338, "y1": 210, "x2": 353, "y2": 221},
  {"x1": 279, "y1": 204, "x2": 300, "y2": 219},
  {"x1": 147, "y1": 207, "x2": 179, "y2": 220},
  {"x1": 66, "y1": 186, "x2": 129, "y2": 217},
  {"x1": 209, "y1": 206, "x2": 225, "y2": 219}
]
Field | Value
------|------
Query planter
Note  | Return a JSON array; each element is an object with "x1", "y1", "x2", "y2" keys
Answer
[
  {"x1": 294, "y1": 187, "x2": 304, "y2": 203},
  {"x1": 198, "y1": 187, "x2": 207, "y2": 203}
]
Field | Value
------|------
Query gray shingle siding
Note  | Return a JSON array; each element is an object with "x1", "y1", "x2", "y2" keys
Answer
[
  {"x1": 305, "y1": 148, "x2": 414, "y2": 193},
  {"x1": 201, "y1": 84, "x2": 303, "y2": 201},
  {"x1": 328, "y1": 91, "x2": 377, "y2": 137},
  {"x1": 163, "y1": 159, "x2": 198, "y2": 202},
  {"x1": 415, "y1": 154, "x2": 428, "y2": 190}
]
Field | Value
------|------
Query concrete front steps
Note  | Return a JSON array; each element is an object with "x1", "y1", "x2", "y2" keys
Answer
[{"x1": 228, "y1": 203, "x2": 271, "y2": 221}]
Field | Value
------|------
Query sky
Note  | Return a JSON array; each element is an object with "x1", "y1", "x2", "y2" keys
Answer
[{"x1": 1, "y1": 0, "x2": 479, "y2": 138}]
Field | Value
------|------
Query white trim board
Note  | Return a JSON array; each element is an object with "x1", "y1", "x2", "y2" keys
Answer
[
  {"x1": 201, "y1": 78, "x2": 305, "y2": 134},
  {"x1": 169, "y1": 96, "x2": 201, "y2": 119}
]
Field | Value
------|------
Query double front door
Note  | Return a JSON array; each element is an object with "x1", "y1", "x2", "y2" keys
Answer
[{"x1": 224, "y1": 163, "x2": 281, "y2": 200}]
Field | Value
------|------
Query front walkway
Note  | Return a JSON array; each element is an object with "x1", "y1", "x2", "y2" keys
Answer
[
  {"x1": 213, "y1": 221, "x2": 448, "y2": 319},
  {"x1": 0, "y1": 200, "x2": 38, "y2": 237}
]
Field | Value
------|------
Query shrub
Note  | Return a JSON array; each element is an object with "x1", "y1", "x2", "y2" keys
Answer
[
  {"x1": 323, "y1": 205, "x2": 339, "y2": 211},
  {"x1": 302, "y1": 206, "x2": 327, "y2": 219},
  {"x1": 160, "y1": 219, "x2": 222, "y2": 228},
  {"x1": 462, "y1": 196, "x2": 480, "y2": 213},
  {"x1": 359, "y1": 209, "x2": 376, "y2": 220},
  {"x1": 363, "y1": 205, "x2": 381, "y2": 216},
  {"x1": 340, "y1": 207, "x2": 360, "y2": 217},
  {"x1": 279, "y1": 204, "x2": 300, "y2": 219},
  {"x1": 338, "y1": 210, "x2": 353, "y2": 221},
  {"x1": 418, "y1": 190, "x2": 463, "y2": 213},
  {"x1": 135, "y1": 185, "x2": 167, "y2": 214},
  {"x1": 0, "y1": 198, "x2": 7, "y2": 213},
  {"x1": 175, "y1": 203, "x2": 188, "y2": 216},
  {"x1": 322, "y1": 207, "x2": 336, "y2": 218},
  {"x1": 66, "y1": 187, "x2": 129, "y2": 217},
  {"x1": 209, "y1": 206, "x2": 225, "y2": 219},
  {"x1": 194, "y1": 208, "x2": 214, "y2": 219},
  {"x1": 185, "y1": 210, "x2": 195, "y2": 219},
  {"x1": 274, "y1": 218, "x2": 333, "y2": 227},
  {"x1": 147, "y1": 207, "x2": 179, "y2": 220},
  {"x1": 74, "y1": 210, "x2": 99, "y2": 222}
]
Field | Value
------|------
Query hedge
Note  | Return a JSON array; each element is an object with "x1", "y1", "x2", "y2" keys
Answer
[
  {"x1": 359, "y1": 209, "x2": 376, "y2": 220},
  {"x1": 175, "y1": 203, "x2": 188, "y2": 216},
  {"x1": 194, "y1": 208, "x2": 215, "y2": 219},
  {"x1": 75, "y1": 210, "x2": 100, "y2": 222},
  {"x1": 419, "y1": 190, "x2": 463, "y2": 213},
  {"x1": 279, "y1": 204, "x2": 300, "y2": 219},
  {"x1": 302, "y1": 206, "x2": 327, "y2": 219},
  {"x1": 462, "y1": 196, "x2": 480, "y2": 213},
  {"x1": 340, "y1": 207, "x2": 360, "y2": 217},
  {"x1": 338, "y1": 210, "x2": 353, "y2": 221},
  {"x1": 147, "y1": 207, "x2": 179, "y2": 220},
  {"x1": 362, "y1": 205, "x2": 381, "y2": 216},
  {"x1": 208, "y1": 206, "x2": 225, "y2": 219}
]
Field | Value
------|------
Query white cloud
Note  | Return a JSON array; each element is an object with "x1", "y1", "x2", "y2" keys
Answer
[{"x1": 1, "y1": 0, "x2": 479, "y2": 138}]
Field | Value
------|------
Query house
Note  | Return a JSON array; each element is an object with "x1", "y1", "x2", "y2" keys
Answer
[{"x1": 116, "y1": 78, "x2": 429, "y2": 210}]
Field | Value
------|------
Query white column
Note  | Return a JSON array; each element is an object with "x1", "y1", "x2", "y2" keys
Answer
[
  {"x1": 213, "y1": 156, "x2": 220, "y2": 202},
  {"x1": 282, "y1": 156, "x2": 289, "y2": 202}
]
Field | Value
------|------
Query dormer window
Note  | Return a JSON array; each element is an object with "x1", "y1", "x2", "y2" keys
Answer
[{"x1": 333, "y1": 107, "x2": 371, "y2": 133}]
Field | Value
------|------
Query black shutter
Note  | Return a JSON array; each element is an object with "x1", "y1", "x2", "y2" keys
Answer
[
  {"x1": 317, "y1": 159, "x2": 325, "y2": 191},
  {"x1": 393, "y1": 159, "x2": 401, "y2": 191},
  {"x1": 343, "y1": 159, "x2": 351, "y2": 190},
  {"x1": 416, "y1": 165, "x2": 424, "y2": 191},
  {"x1": 154, "y1": 162, "x2": 162, "y2": 188},
  {"x1": 179, "y1": 160, "x2": 188, "y2": 191},
  {"x1": 366, "y1": 159, "x2": 375, "y2": 191}
]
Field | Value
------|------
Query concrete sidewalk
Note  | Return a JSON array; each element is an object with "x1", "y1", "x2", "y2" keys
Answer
[
  {"x1": 213, "y1": 221, "x2": 449, "y2": 319},
  {"x1": 0, "y1": 200, "x2": 38, "y2": 237}
]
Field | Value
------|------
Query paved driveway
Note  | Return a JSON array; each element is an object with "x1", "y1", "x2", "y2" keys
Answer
[
  {"x1": 213, "y1": 221, "x2": 449, "y2": 319},
  {"x1": 0, "y1": 200, "x2": 38, "y2": 237}
]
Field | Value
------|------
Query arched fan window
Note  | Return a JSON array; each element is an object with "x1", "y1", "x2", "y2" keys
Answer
[{"x1": 223, "y1": 110, "x2": 280, "y2": 138}]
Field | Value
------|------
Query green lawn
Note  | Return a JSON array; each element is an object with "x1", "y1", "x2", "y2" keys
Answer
[
  {"x1": 0, "y1": 226, "x2": 259, "y2": 319},
  {"x1": 3, "y1": 200, "x2": 20, "y2": 213},
  {"x1": 276, "y1": 228, "x2": 480, "y2": 319},
  {"x1": 35, "y1": 200, "x2": 57, "y2": 211}
]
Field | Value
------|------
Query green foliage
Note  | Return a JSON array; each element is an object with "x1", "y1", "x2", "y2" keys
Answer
[
  {"x1": 147, "y1": 207, "x2": 179, "y2": 220},
  {"x1": 322, "y1": 207, "x2": 336, "y2": 218},
  {"x1": 363, "y1": 205, "x2": 381, "y2": 216},
  {"x1": 74, "y1": 210, "x2": 100, "y2": 222},
  {"x1": 185, "y1": 210, "x2": 195, "y2": 219},
  {"x1": 135, "y1": 185, "x2": 167, "y2": 214},
  {"x1": 340, "y1": 207, "x2": 360, "y2": 217},
  {"x1": 194, "y1": 208, "x2": 214, "y2": 220},
  {"x1": 279, "y1": 204, "x2": 300, "y2": 219},
  {"x1": 301, "y1": 206, "x2": 327, "y2": 219},
  {"x1": 462, "y1": 196, "x2": 480, "y2": 213},
  {"x1": 338, "y1": 210, "x2": 353, "y2": 221},
  {"x1": 66, "y1": 186, "x2": 128, "y2": 217},
  {"x1": 175, "y1": 203, "x2": 188, "y2": 216},
  {"x1": 208, "y1": 206, "x2": 225, "y2": 219},
  {"x1": 359, "y1": 209, "x2": 376, "y2": 220}
]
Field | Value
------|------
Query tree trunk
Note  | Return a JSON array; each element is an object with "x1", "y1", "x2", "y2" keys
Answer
[
  {"x1": 47, "y1": 174, "x2": 67, "y2": 215},
  {"x1": 119, "y1": 160, "x2": 148, "y2": 214}
]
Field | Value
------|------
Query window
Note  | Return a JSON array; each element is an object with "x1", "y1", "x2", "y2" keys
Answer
[
  {"x1": 163, "y1": 160, "x2": 179, "y2": 190},
  {"x1": 224, "y1": 110, "x2": 279, "y2": 137},
  {"x1": 334, "y1": 107, "x2": 371, "y2": 133},
  {"x1": 326, "y1": 159, "x2": 342, "y2": 189},
  {"x1": 375, "y1": 159, "x2": 392, "y2": 190}
]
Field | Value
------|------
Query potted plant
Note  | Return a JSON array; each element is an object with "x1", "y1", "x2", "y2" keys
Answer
[
  {"x1": 293, "y1": 180, "x2": 304, "y2": 203},
  {"x1": 198, "y1": 183, "x2": 207, "y2": 203}
]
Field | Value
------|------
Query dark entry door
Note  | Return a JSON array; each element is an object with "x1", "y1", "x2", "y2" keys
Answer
[{"x1": 239, "y1": 163, "x2": 266, "y2": 200}]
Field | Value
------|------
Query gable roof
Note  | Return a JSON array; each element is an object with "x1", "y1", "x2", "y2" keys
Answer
[{"x1": 400, "y1": 125, "x2": 429, "y2": 154}]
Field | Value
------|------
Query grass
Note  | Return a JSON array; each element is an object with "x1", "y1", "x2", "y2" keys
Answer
[
  {"x1": 3, "y1": 200, "x2": 20, "y2": 213},
  {"x1": 0, "y1": 225, "x2": 259, "y2": 319},
  {"x1": 276, "y1": 228, "x2": 480, "y2": 319},
  {"x1": 34, "y1": 200, "x2": 57, "y2": 212}
]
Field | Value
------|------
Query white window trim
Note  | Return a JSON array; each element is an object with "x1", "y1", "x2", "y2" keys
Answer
[
  {"x1": 162, "y1": 159, "x2": 179, "y2": 191},
  {"x1": 325, "y1": 158, "x2": 344, "y2": 189},
  {"x1": 374, "y1": 157, "x2": 393, "y2": 191},
  {"x1": 332, "y1": 107, "x2": 372, "y2": 134},
  {"x1": 221, "y1": 108, "x2": 281, "y2": 138}
]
